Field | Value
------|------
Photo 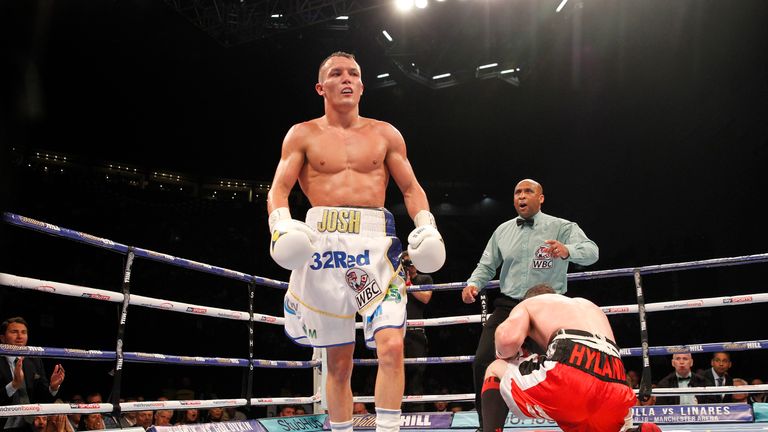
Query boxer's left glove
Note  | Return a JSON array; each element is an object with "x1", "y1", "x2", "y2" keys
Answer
[
  {"x1": 268, "y1": 207, "x2": 318, "y2": 270},
  {"x1": 407, "y1": 210, "x2": 446, "y2": 273}
]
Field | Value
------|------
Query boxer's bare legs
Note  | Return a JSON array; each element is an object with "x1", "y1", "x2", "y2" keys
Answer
[
  {"x1": 326, "y1": 344, "x2": 355, "y2": 423},
  {"x1": 372, "y1": 328, "x2": 405, "y2": 432},
  {"x1": 373, "y1": 328, "x2": 405, "y2": 408}
]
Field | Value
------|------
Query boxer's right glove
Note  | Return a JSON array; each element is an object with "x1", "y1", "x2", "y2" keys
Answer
[
  {"x1": 268, "y1": 208, "x2": 318, "y2": 270},
  {"x1": 407, "y1": 210, "x2": 446, "y2": 273}
]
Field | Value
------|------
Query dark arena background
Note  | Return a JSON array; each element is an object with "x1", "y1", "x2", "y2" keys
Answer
[{"x1": 1, "y1": 0, "x2": 767, "y2": 421}]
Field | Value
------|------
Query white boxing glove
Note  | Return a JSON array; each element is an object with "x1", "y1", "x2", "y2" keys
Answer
[
  {"x1": 407, "y1": 210, "x2": 445, "y2": 273},
  {"x1": 268, "y1": 208, "x2": 318, "y2": 270}
]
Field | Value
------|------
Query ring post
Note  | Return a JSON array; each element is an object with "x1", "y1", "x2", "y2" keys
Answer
[
  {"x1": 634, "y1": 269, "x2": 653, "y2": 403},
  {"x1": 109, "y1": 249, "x2": 135, "y2": 422},
  {"x1": 243, "y1": 281, "x2": 256, "y2": 414}
]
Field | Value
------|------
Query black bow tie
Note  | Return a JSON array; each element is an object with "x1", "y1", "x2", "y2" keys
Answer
[
  {"x1": 678, "y1": 376, "x2": 691, "y2": 382},
  {"x1": 517, "y1": 218, "x2": 534, "y2": 227}
]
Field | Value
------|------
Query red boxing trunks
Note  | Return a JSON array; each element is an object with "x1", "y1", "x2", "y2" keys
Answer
[{"x1": 499, "y1": 329, "x2": 636, "y2": 432}]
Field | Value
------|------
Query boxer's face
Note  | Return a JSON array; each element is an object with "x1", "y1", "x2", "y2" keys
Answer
[{"x1": 316, "y1": 56, "x2": 364, "y2": 107}]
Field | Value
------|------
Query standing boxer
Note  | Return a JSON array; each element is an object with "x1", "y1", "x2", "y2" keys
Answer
[{"x1": 266, "y1": 51, "x2": 445, "y2": 432}]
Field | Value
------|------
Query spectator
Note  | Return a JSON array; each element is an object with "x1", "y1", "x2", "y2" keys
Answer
[
  {"x1": 67, "y1": 394, "x2": 84, "y2": 431},
  {"x1": 224, "y1": 407, "x2": 247, "y2": 421},
  {"x1": 119, "y1": 398, "x2": 138, "y2": 428},
  {"x1": 352, "y1": 402, "x2": 369, "y2": 415},
  {"x1": 45, "y1": 414, "x2": 74, "y2": 432},
  {"x1": 655, "y1": 353, "x2": 713, "y2": 405},
  {"x1": 32, "y1": 416, "x2": 47, "y2": 432},
  {"x1": 749, "y1": 378, "x2": 767, "y2": 403},
  {"x1": 627, "y1": 370, "x2": 640, "y2": 389},
  {"x1": 432, "y1": 401, "x2": 448, "y2": 413},
  {"x1": 84, "y1": 393, "x2": 116, "y2": 429},
  {"x1": 700, "y1": 352, "x2": 733, "y2": 403},
  {"x1": 278, "y1": 406, "x2": 295, "y2": 417},
  {"x1": 731, "y1": 378, "x2": 748, "y2": 404},
  {"x1": 174, "y1": 409, "x2": 200, "y2": 425},
  {"x1": 153, "y1": 410, "x2": 173, "y2": 426},
  {"x1": 1, "y1": 317, "x2": 66, "y2": 431},
  {"x1": 80, "y1": 414, "x2": 105, "y2": 431},
  {"x1": 135, "y1": 411, "x2": 153, "y2": 430},
  {"x1": 206, "y1": 407, "x2": 224, "y2": 422}
]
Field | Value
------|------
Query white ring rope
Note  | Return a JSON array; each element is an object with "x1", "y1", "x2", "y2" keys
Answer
[
  {"x1": 4, "y1": 272, "x2": 766, "y2": 332},
  {"x1": 0, "y1": 273, "x2": 283, "y2": 325}
]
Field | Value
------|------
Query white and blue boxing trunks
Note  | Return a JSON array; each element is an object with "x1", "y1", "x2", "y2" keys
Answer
[{"x1": 283, "y1": 206, "x2": 407, "y2": 349}]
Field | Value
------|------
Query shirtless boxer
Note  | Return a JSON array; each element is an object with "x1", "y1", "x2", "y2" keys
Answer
[
  {"x1": 482, "y1": 284, "x2": 659, "y2": 432},
  {"x1": 266, "y1": 51, "x2": 445, "y2": 432}
]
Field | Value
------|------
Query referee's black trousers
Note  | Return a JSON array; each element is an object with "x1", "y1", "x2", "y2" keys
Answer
[{"x1": 472, "y1": 295, "x2": 520, "y2": 430}]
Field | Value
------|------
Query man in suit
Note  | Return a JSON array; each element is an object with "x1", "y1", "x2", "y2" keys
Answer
[
  {"x1": 1, "y1": 317, "x2": 66, "y2": 431},
  {"x1": 700, "y1": 351, "x2": 733, "y2": 403},
  {"x1": 655, "y1": 353, "x2": 715, "y2": 405}
]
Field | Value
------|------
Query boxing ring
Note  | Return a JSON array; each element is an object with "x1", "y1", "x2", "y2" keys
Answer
[{"x1": 2, "y1": 211, "x2": 768, "y2": 432}]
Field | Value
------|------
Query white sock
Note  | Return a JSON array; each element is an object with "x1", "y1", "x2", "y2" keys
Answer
[
  {"x1": 375, "y1": 407, "x2": 401, "y2": 432},
  {"x1": 330, "y1": 420, "x2": 354, "y2": 432}
]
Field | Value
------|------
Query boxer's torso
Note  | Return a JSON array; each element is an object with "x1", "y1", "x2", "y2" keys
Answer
[{"x1": 297, "y1": 117, "x2": 392, "y2": 208}]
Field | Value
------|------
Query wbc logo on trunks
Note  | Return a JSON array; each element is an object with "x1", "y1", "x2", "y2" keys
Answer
[
  {"x1": 346, "y1": 268, "x2": 369, "y2": 292},
  {"x1": 532, "y1": 245, "x2": 554, "y2": 269},
  {"x1": 346, "y1": 268, "x2": 383, "y2": 311}
]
